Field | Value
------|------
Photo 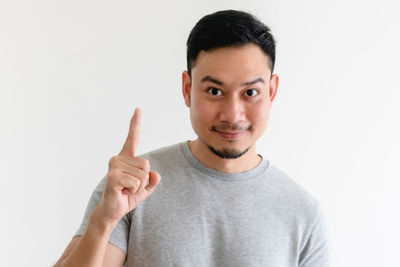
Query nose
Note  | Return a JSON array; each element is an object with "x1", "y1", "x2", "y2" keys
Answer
[{"x1": 218, "y1": 95, "x2": 246, "y2": 124}]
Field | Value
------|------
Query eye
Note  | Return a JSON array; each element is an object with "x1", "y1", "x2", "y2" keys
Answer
[
  {"x1": 208, "y1": 88, "x2": 222, "y2": 96},
  {"x1": 244, "y1": 89, "x2": 258, "y2": 97}
]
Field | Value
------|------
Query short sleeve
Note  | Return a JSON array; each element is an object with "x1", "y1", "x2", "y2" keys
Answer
[
  {"x1": 73, "y1": 173, "x2": 131, "y2": 255},
  {"x1": 74, "y1": 174, "x2": 107, "y2": 237},
  {"x1": 109, "y1": 212, "x2": 131, "y2": 254},
  {"x1": 299, "y1": 203, "x2": 330, "y2": 267}
]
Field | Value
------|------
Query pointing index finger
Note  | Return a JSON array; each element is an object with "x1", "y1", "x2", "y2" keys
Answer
[{"x1": 120, "y1": 108, "x2": 141, "y2": 157}]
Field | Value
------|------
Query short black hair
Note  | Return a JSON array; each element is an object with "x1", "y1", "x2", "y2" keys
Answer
[{"x1": 186, "y1": 10, "x2": 276, "y2": 77}]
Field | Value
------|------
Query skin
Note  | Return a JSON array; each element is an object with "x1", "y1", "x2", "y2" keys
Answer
[
  {"x1": 182, "y1": 43, "x2": 279, "y2": 173},
  {"x1": 54, "y1": 109, "x2": 161, "y2": 267},
  {"x1": 55, "y1": 42, "x2": 279, "y2": 267}
]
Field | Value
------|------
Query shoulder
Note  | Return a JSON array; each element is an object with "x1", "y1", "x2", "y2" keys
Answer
[
  {"x1": 137, "y1": 142, "x2": 187, "y2": 173},
  {"x1": 266, "y1": 163, "x2": 318, "y2": 204},
  {"x1": 265, "y1": 163, "x2": 322, "y2": 222},
  {"x1": 138, "y1": 142, "x2": 182, "y2": 160}
]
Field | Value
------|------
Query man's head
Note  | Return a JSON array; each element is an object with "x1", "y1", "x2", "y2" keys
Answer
[
  {"x1": 182, "y1": 10, "x2": 279, "y2": 161},
  {"x1": 186, "y1": 10, "x2": 276, "y2": 79}
]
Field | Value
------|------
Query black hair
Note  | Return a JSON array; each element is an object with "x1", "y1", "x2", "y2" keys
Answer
[{"x1": 186, "y1": 10, "x2": 276, "y2": 77}]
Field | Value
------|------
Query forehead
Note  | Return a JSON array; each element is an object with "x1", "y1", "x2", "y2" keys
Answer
[{"x1": 191, "y1": 43, "x2": 271, "y2": 85}]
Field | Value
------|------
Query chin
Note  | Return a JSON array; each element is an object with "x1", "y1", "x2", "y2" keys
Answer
[{"x1": 207, "y1": 144, "x2": 250, "y2": 159}]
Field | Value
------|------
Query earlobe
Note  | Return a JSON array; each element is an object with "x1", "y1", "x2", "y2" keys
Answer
[
  {"x1": 269, "y1": 74, "x2": 279, "y2": 103},
  {"x1": 182, "y1": 71, "x2": 191, "y2": 107}
]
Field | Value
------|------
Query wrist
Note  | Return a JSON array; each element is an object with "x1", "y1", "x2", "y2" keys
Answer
[{"x1": 87, "y1": 206, "x2": 118, "y2": 237}]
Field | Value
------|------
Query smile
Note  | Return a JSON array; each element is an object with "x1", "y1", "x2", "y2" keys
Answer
[{"x1": 215, "y1": 130, "x2": 245, "y2": 140}]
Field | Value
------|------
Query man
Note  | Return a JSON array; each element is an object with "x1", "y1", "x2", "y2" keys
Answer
[{"x1": 55, "y1": 9, "x2": 329, "y2": 267}]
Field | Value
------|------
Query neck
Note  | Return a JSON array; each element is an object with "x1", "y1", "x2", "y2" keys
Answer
[{"x1": 188, "y1": 139, "x2": 261, "y2": 173}]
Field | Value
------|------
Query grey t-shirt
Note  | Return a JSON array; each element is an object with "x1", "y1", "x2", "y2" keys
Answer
[{"x1": 75, "y1": 141, "x2": 329, "y2": 266}]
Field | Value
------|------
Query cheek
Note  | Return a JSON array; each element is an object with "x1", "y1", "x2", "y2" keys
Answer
[
  {"x1": 190, "y1": 98, "x2": 212, "y2": 131},
  {"x1": 249, "y1": 101, "x2": 271, "y2": 127},
  {"x1": 190, "y1": 96, "x2": 215, "y2": 126}
]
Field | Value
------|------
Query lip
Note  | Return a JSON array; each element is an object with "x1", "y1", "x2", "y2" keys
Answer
[{"x1": 215, "y1": 130, "x2": 245, "y2": 140}]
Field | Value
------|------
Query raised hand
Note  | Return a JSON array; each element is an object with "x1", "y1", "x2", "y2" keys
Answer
[{"x1": 96, "y1": 108, "x2": 162, "y2": 226}]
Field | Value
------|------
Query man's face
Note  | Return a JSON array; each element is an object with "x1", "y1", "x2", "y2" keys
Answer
[{"x1": 182, "y1": 43, "x2": 279, "y2": 159}]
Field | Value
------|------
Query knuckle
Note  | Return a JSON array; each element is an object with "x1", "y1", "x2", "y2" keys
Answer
[
  {"x1": 108, "y1": 169, "x2": 121, "y2": 182},
  {"x1": 133, "y1": 157, "x2": 149, "y2": 170},
  {"x1": 139, "y1": 158, "x2": 150, "y2": 171},
  {"x1": 133, "y1": 178, "x2": 141, "y2": 191},
  {"x1": 136, "y1": 168, "x2": 148, "y2": 180},
  {"x1": 144, "y1": 159, "x2": 150, "y2": 168},
  {"x1": 108, "y1": 169, "x2": 118, "y2": 179},
  {"x1": 108, "y1": 156, "x2": 118, "y2": 167}
]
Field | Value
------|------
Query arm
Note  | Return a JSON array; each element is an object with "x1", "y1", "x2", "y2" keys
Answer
[
  {"x1": 299, "y1": 204, "x2": 330, "y2": 267},
  {"x1": 55, "y1": 237, "x2": 125, "y2": 267},
  {"x1": 54, "y1": 108, "x2": 161, "y2": 267},
  {"x1": 54, "y1": 207, "x2": 125, "y2": 267}
]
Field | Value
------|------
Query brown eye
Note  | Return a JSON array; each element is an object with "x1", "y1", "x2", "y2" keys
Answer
[
  {"x1": 208, "y1": 88, "x2": 222, "y2": 96},
  {"x1": 245, "y1": 89, "x2": 258, "y2": 97}
]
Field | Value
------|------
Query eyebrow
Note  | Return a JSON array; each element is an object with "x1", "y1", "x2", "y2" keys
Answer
[{"x1": 200, "y1": 75, "x2": 265, "y2": 86}]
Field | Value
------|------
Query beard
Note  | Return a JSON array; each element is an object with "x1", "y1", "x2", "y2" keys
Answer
[
  {"x1": 207, "y1": 145, "x2": 250, "y2": 159},
  {"x1": 193, "y1": 121, "x2": 253, "y2": 159},
  {"x1": 204, "y1": 122, "x2": 252, "y2": 159}
]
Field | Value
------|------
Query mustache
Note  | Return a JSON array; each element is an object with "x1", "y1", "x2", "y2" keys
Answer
[{"x1": 210, "y1": 123, "x2": 252, "y2": 132}]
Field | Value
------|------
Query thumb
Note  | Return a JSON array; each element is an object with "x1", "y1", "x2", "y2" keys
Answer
[
  {"x1": 144, "y1": 171, "x2": 162, "y2": 194},
  {"x1": 133, "y1": 171, "x2": 161, "y2": 205}
]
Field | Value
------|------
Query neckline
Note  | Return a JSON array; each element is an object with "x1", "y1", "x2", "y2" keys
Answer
[{"x1": 179, "y1": 141, "x2": 270, "y2": 182}]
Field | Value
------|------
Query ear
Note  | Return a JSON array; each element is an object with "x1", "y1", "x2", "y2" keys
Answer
[
  {"x1": 182, "y1": 70, "x2": 191, "y2": 107},
  {"x1": 269, "y1": 74, "x2": 279, "y2": 103}
]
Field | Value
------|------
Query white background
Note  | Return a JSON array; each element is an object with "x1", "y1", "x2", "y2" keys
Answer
[{"x1": 1, "y1": 0, "x2": 399, "y2": 266}]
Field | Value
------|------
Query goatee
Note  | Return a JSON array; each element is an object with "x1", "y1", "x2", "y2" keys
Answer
[{"x1": 207, "y1": 145, "x2": 250, "y2": 159}]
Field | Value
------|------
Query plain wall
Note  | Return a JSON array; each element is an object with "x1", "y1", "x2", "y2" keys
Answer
[{"x1": 1, "y1": 0, "x2": 399, "y2": 266}]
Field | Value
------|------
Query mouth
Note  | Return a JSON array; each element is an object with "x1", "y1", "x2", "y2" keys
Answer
[{"x1": 214, "y1": 130, "x2": 245, "y2": 140}]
